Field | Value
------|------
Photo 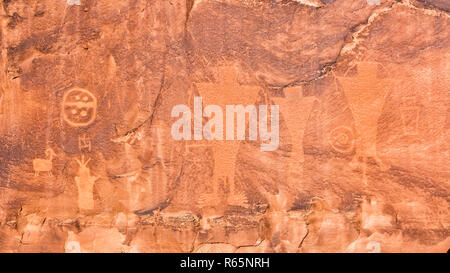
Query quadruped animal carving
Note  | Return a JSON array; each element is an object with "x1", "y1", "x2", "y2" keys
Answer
[{"x1": 33, "y1": 147, "x2": 57, "y2": 177}]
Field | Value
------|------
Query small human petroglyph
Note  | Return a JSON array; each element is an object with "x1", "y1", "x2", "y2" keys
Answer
[
  {"x1": 62, "y1": 88, "x2": 97, "y2": 127},
  {"x1": 336, "y1": 62, "x2": 391, "y2": 184},
  {"x1": 400, "y1": 96, "x2": 420, "y2": 136},
  {"x1": 33, "y1": 147, "x2": 57, "y2": 177},
  {"x1": 329, "y1": 126, "x2": 354, "y2": 154},
  {"x1": 75, "y1": 155, "x2": 98, "y2": 211},
  {"x1": 78, "y1": 133, "x2": 92, "y2": 152}
]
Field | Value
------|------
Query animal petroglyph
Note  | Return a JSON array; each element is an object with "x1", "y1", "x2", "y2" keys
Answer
[
  {"x1": 194, "y1": 66, "x2": 260, "y2": 207},
  {"x1": 75, "y1": 155, "x2": 98, "y2": 211},
  {"x1": 62, "y1": 88, "x2": 97, "y2": 127},
  {"x1": 272, "y1": 86, "x2": 317, "y2": 189},
  {"x1": 33, "y1": 147, "x2": 57, "y2": 177},
  {"x1": 336, "y1": 62, "x2": 391, "y2": 184}
]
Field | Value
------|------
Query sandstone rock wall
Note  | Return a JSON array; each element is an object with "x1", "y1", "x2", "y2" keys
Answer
[{"x1": 0, "y1": 0, "x2": 448, "y2": 252}]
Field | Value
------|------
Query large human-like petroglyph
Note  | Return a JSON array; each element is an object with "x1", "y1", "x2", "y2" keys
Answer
[
  {"x1": 273, "y1": 86, "x2": 318, "y2": 190},
  {"x1": 194, "y1": 65, "x2": 261, "y2": 208},
  {"x1": 336, "y1": 62, "x2": 391, "y2": 184}
]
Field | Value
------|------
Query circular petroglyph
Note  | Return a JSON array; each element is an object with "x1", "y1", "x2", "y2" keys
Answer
[
  {"x1": 62, "y1": 88, "x2": 97, "y2": 127},
  {"x1": 329, "y1": 126, "x2": 354, "y2": 153}
]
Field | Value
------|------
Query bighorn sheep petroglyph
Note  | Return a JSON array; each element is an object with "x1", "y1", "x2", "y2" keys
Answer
[{"x1": 33, "y1": 148, "x2": 57, "y2": 177}]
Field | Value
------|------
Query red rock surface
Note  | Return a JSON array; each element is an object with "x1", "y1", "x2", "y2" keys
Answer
[{"x1": 0, "y1": 0, "x2": 449, "y2": 252}]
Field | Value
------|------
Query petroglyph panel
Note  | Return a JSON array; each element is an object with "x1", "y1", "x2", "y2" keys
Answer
[{"x1": 0, "y1": 0, "x2": 448, "y2": 253}]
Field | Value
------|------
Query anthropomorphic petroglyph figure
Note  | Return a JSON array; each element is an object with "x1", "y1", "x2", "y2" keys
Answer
[
  {"x1": 273, "y1": 86, "x2": 317, "y2": 190},
  {"x1": 195, "y1": 65, "x2": 260, "y2": 208},
  {"x1": 33, "y1": 147, "x2": 57, "y2": 177},
  {"x1": 75, "y1": 155, "x2": 98, "y2": 211},
  {"x1": 337, "y1": 62, "x2": 391, "y2": 184},
  {"x1": 62, "y1": 88, "x2": 97, "y2": 127}
]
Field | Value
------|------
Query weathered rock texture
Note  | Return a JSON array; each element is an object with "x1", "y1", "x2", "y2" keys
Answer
[{"x1": 0, "y1": 0, "x2": 449, "y2": 253}]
